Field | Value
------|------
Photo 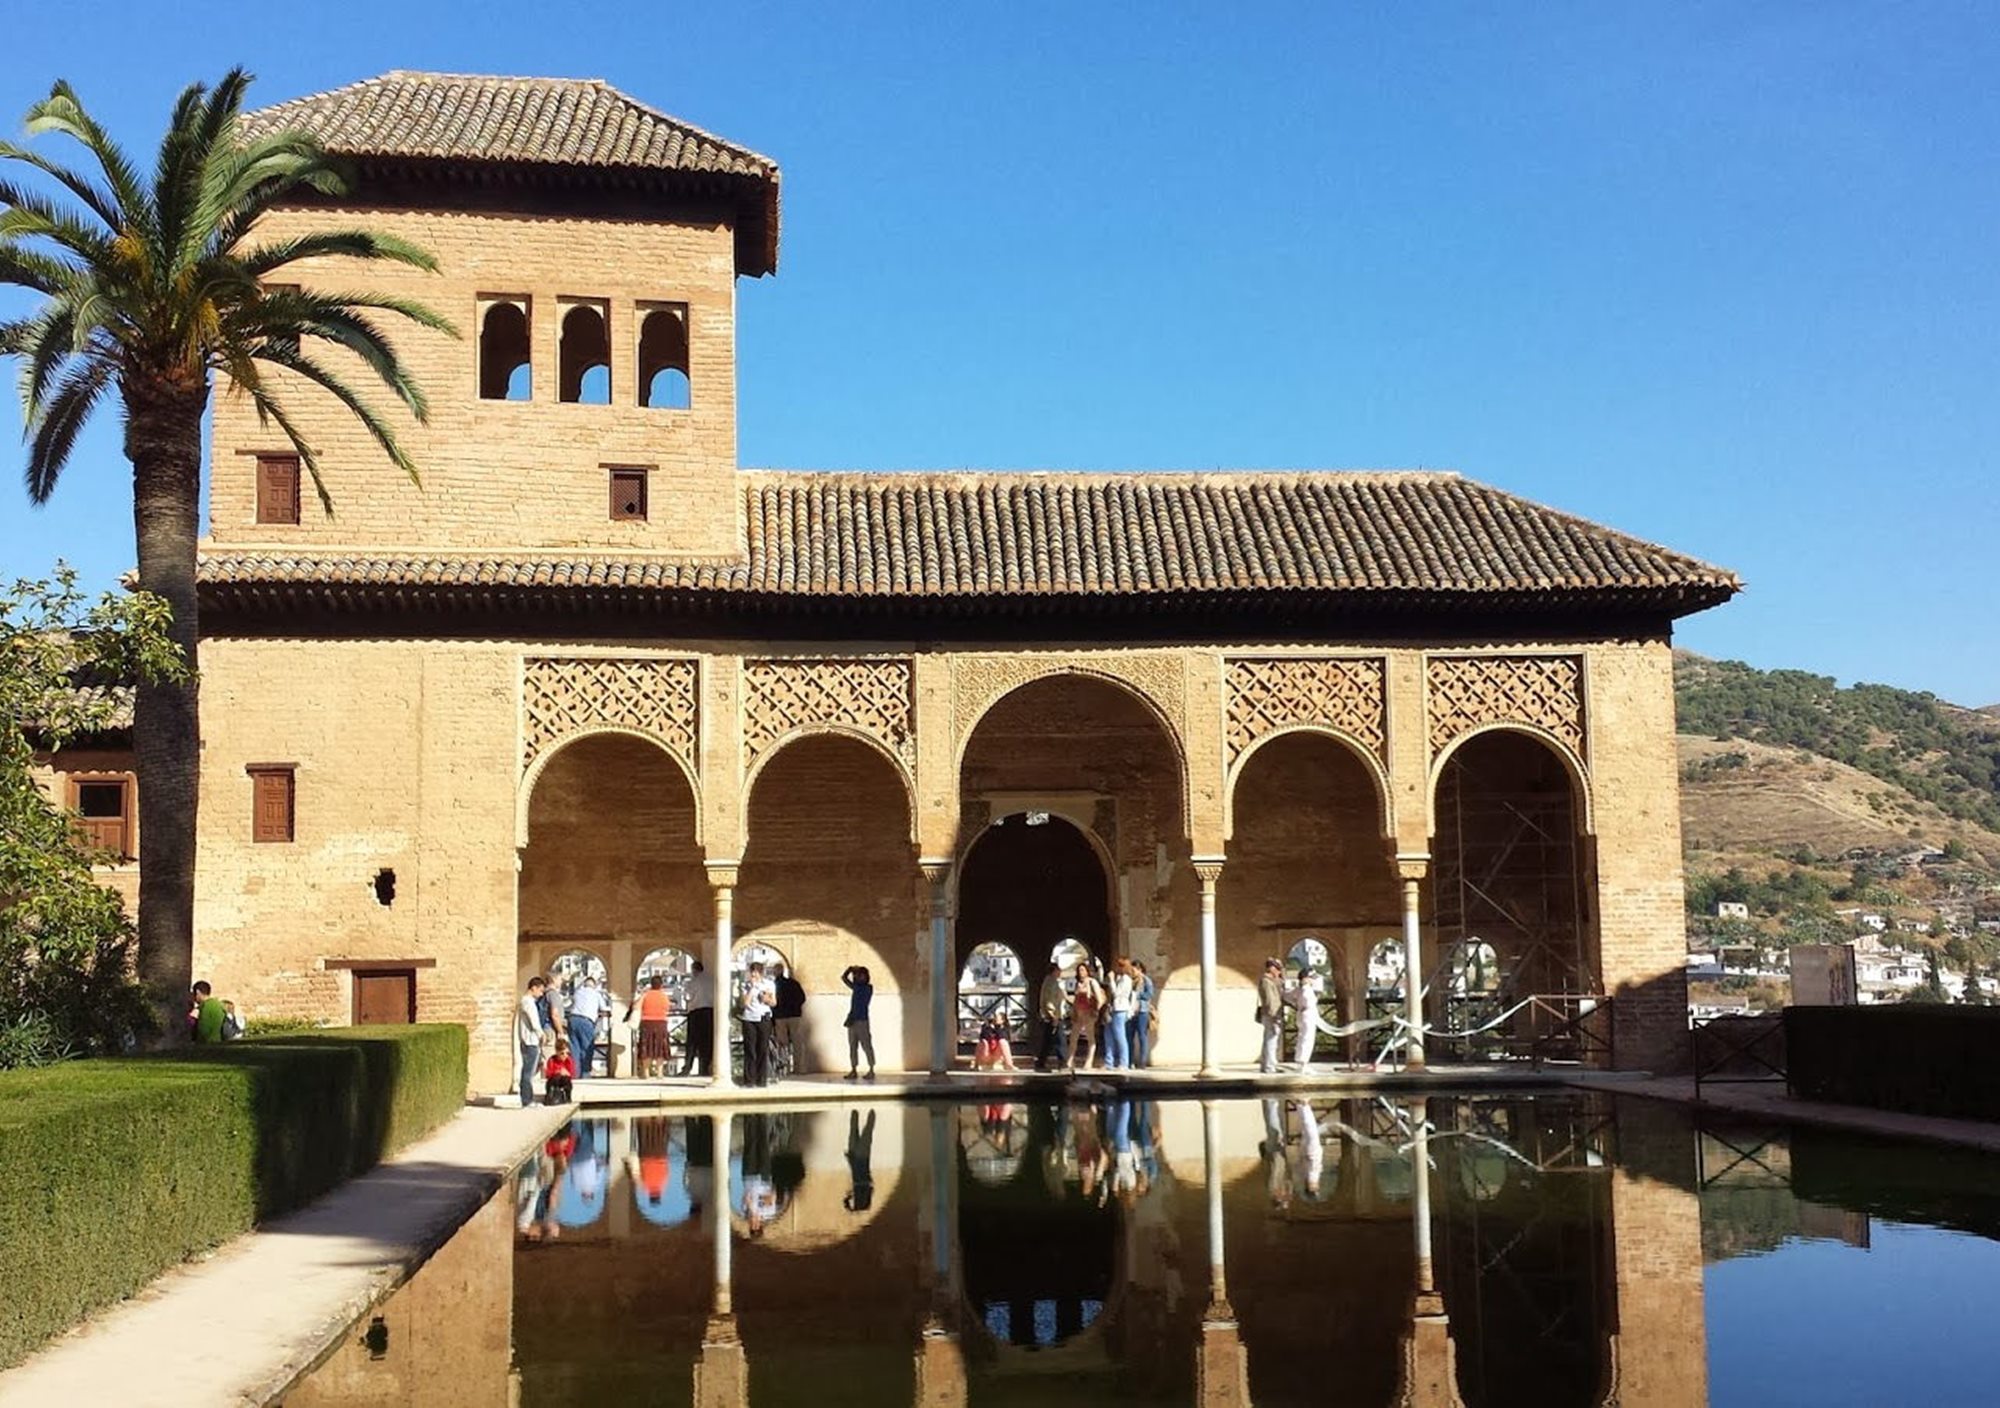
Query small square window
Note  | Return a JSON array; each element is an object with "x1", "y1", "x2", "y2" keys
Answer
[
  {"x1": 256, "y1": 454, "x2": 301, "y2": 525},
  {"x1": 609, "y1": 468, "x2": 649, "y2": 522},
  {"x1": 73, "y1": 779, "x2": 130, "y2": 859},
  {"x1": 248, "y1": 765, "x2": 296, "y2": 843}
]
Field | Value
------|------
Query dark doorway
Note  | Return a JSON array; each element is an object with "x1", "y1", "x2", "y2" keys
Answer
[
  {"x1": 957, "y1": 813, "x2": 1112, "y2": 972},
  {"x1": 353, "y1": 969, "x2": 416, "y2": 1025}
]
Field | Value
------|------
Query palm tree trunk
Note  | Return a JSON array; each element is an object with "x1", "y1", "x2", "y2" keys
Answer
[{"x1": 125, "y1": 376, "x2": 207, "y2": 1045}]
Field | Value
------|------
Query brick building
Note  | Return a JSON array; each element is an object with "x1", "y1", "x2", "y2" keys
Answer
[{"x1": 59, "y1": 72, "x2": 1737, "y2": 1091}]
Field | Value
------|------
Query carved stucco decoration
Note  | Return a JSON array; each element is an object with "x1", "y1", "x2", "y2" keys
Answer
[
  {"x1": 1425, "y1": 654, "x2": 1585, "y2": 761},
  {"x1": 951, "y1": 654, "x2": 1187, "y2": 757},
  {"x1": 521, "y1": 655, "x2": 701, "y2": 777},
  {"x1": 1224, "y1": 657, "x2": 1387, "y2": 764},
  {"x1": 743, "y1": 657, "x2": 916, "y2": 774}
]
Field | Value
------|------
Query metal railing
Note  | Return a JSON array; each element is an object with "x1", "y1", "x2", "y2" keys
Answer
[
  {"x1": 957, "y1": 988, "x2": 1029, "y2": 1047},
  {"x1": 1690, "y1": 1011, "x2": 1786, "y2": 1098}
]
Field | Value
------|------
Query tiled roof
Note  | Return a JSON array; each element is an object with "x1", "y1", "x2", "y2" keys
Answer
[
  {"x1": 240, "y1": 71, "x2": 780, "y2": 273},
  {"x1": 198, "y1": 471, "x2": 1738, "y2": 622}
]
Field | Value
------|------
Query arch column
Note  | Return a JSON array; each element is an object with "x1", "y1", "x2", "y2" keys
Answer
[
  {"x1": 922, "y1": 859, "x2": 954, "y2": 1076},
  {"x1": 706, "y1": 862, "x2": 738, "y2": 1088},
  {"x1": 1198, "y1": 1098, "x2": 1249, "y2": 1406},
  {"x1": 1194, "y1": 859, "x2": 1224, "y2": 1077},
  {"x1": 1402, "y1": 1096, "x2": 1458, "y2": 1408},
  {"x1": 1396, "y1": 853, "x2": 1429, "y2": 1070},
  {"x1": 696, "y1": 1111, "x2": 747, "y2": 1408}
]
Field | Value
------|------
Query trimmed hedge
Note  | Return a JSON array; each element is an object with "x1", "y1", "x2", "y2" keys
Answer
[
  {"x1": 0, "y1": 1023, "x2": 466, "y2": 1368},
  {"x1": 1786, "y1": 1005, "x2": 2000, "y2": 1122}
]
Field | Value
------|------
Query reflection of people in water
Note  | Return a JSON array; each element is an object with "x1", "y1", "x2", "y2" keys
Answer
[
  {"x1": 738, "y1": 1113, "x2": 784, "y2": 1238},
  {"x1": 1074, "y1": 1102, "x2": 1110, "y2": 1203},
  {"x1": 1292, "y1": 1100, "x2": 1325, "y2": 1201},
  {"x1": 1107, "y1": 1098, "x2": 1150, "y2": 1208},
  {"x1": 684, "y1": 1115, "x2": 715, "y2": 1219},
  {"x1": 567, "y1": 1119, "x2": 609, "y2": 1221},
  {"x1": 519, "y1": 1124, "x2": 575, "y2": 1240},
  {"x1": 629, "y1": 1116, "x2": 673, "y2": 1210},
  {"x1": 844, "y1": 1109, "x2": 877, "y2": 1212},
  {"x1": 1260, "y1": 1098, "x2": 1292, "y2": 1210}
]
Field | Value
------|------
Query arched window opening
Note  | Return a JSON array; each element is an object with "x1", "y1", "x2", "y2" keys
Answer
[
  {"x1": 1050, "y1": 938, "x2": 1093, "y2": 973},
  {"x1": 638, "y1": 304, "x2": 690, "y2": 409},
  {"x1": 478, "y1": 298, "x2": 531, "y2": 401},
  {"x1": 635, "y1": 945, "x2": 699, "y2": 1060},
  {"x1": 958, "y1": 940, "x2": 1028, "y2": 1051},
  {"x1": 558, "y1": 301, "x2": 611, "y2": 404}
]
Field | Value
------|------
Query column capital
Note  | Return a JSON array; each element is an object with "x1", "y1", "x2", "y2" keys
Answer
[
  {"x1": 918, "y1": 856, "x2": 954, "y2": 888},
  {"x1": 1394, "y1": 851, "x2": 1430, "y2": 883},
  {"x1": 705, "y1": 860, "x2": 740, "y2": 890},
  {"x1": 1192, "y1": 856, "x2": 1226, "y2": 886}
]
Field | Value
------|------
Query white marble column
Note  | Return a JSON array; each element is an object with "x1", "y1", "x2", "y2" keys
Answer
[
  {"x1": 712, "y1": 1110, "x2": 735, "y2": 1315},
  {"x1": 922, "y1": 859, "x2": 953, "y2": 1076},
  {"x1": 1202, "y1": 1099, "x2": 1227, "y2": 1302},
  {"x1": 1195, "y1": 859, "x2": 1224, "y2": 1077},
  {"x1": 707, "y1": 862, "x2": 738, "y2": 1088},
  {"x1": 1396, "y1": 854, "x2": 1429, "y2": 1070}
]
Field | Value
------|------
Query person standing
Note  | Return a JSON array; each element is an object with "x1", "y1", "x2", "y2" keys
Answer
[
  {"x1": 1104, "y1": 959, "x2": 1137, "y2": 1069},
  {"x1": 740, "y1": 961, "x2": 777, "y2": 1087},
  {"x1": 1131, "y1": 961, "x2": 1157, "y2": 1068},
  {"x1": 568, "y1": 975, "x2": 606, "y2": 1079},
  {"x1": 1256, "y1": 958, "x2": 1286, "y2": 1074},
  {"x1": 840, "y1": 964, "x2": 876, "y2": 1080},
  {"x1": 1292, "y1": 965, "x2": 1325, "y2": 1073},
  {"x1": 516, "y1": 977, "x2": 549, "y2": 1107},
  {"x1": 680, "y1": 960, "x2": 714, "y2": 1077},
  {"x1": 1066, "y1": 963, "x2": 1103, "y2": 1071},
  {"x1": 1034, "y1": 962, "x2": 1070, "y2": 1072},
  {"x1": 632, "y1": 975, "x2": 673, "y2": 1079},
  {"x1": 772, "y1": 962, "x2": 807, "y2": 1073}
]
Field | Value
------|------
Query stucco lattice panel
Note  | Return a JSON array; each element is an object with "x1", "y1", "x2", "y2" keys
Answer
[
  {"x1": 1426, "y1": 655, "x2": 1585, "y2": 759},
  {"x1": 1224, "y1": 657, "x2": 1387, "y2": 763},
  {"x1": 521, "y1": 657, "x2": 699, "y2": 776},
  {"x1": 743, "y1": 658, "x2": 916, "y2": 771}
]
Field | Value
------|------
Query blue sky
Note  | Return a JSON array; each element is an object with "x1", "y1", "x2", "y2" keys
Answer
[{"x1": 4, "y1": 3, "x2": 1996, "y2": 703}]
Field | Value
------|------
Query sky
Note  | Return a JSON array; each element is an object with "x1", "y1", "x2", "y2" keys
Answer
[{"x1": 3, "y1": 3, "x2": 1997, "y2": 703}]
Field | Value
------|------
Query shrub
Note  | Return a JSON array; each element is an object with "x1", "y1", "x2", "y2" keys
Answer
[
  {"x1": 0, "y1": 1023, "x2": 466, "y2": 1367},
  {"x1": 1786, "y1": 1006, "x2": 2000, "y2": 1122}
]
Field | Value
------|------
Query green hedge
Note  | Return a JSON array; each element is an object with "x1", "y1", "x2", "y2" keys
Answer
[
  {"x1": 0, "y1": 1023, "x2": 466, "y2": 1368},
  {"x1": 1786, "y1": 1005, "x2": 2000, "y2": 1122}
]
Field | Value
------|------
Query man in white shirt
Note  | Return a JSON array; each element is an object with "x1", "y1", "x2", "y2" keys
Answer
[
  {"x1": 681, "y1": 961, "x2": 716, "y2": 1077},
  {"x1": 568, "y1": 976, "x2": 607, "y2": 1079},
  {"x1": 740, "y1": 962, "x2": 777, "y2": 1087},
  {"x1": 515, "y1": 977, "x2": 548, "y2": 1106}
]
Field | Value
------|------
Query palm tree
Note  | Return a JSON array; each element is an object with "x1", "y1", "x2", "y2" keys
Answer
[{"x1": 0, "y1": 70, "x2": 450, "y2": 1041}]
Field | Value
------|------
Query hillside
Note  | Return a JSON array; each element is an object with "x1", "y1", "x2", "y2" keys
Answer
[{"x1": 1675, "y1": 653, "x2": 2000, "y2": 834}]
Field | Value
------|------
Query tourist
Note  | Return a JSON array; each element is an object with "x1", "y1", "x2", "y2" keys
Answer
[
  {"x1": 567, "y1": 975, "x2": 606, "y2": 1078},
  {"x1": 1034, "y1": 961, "x2": 1070, "y2": 1071},
  {"x1": 740, "y1": 961, "x2": 777, "y2": 1087},
  {"x1": 1292, "y1": 1099, "x2": 1325, "y2": 1200},
  {"x1": 189, "y1": 980, "x2": 227, "y2": 1042},
  {"x1": 772, "y1": 962, "x2": 807, "y2": 1072},
  {"x1": 1066, "y1": 963, "x2": 1103, "y2": 1070},
  {"x1": 631, "y1": 975, "x2": 673, "y2": 1079},
  {"x1": 1256, "y1": 958, "x2": 1285, "y2": 1073},
  {"x1": 1132, "y1": 961, "x2": 1157, "y2": 1068},
  {"x1": 1108, "y1": 1098, "x2": 1149, "y2": 1208},
  {"x1": 739, "y1": 1113, "x2": 780, "y2": 1236},
  {"x1": 973, "y1": 1013, "x2": 1017, "y2": 1070},
  {"x1": 630, "y1": 1116, "x2": 673, "y2": 1215},
  {"x1": 1259, "y1": 1097, "x2": 1291, "y2": 1209},
  {"x1": 1104, "y1": 958, "x2": 1138, "y2": 1069},
  {"x1": 1292, "y1": 964, "x2": 1325, "y2": 1073},
  {"x1": 543, "y1": 1038, "x2": 576, "y2": 1104},
  {"x1": 681, "y1": 960, "x2": 714, "y2": 1077},
  {"x1": 841, "y1": 964, "x2": 877, "y2": 1080},
  {"x1": 516, "y1": 977, "x2": 549, "y2": 1107},
  {"x1": 844, "y1": 1108, "x2": 877, "y2": 1212}
]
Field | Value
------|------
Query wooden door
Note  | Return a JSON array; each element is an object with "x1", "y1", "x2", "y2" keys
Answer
[{"x1": 353, "y1": 969, "x2": 416, "y2": 1025}]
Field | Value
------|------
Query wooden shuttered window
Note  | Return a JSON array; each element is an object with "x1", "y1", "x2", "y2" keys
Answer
[
  {"x1": 248, "y1": 765, "x2": 295, "y2": 843},
  {"x1": 608, "y1": 467, "x2": 649, "y2": 521},
  {"x1": 73, "y1": 778, "x2": 131, "y2": 859},
  {"x1": 255, "y1": 454, "x2": 301, "y2": 525}
]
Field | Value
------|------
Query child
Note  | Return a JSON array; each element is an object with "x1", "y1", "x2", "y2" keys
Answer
[
  {"x1": 543, "y1": 1038, "x2": 577, "y2": 1105},
  {"x1": 974, "y1": 1015, "x2": 1017, "y2": 1071}
]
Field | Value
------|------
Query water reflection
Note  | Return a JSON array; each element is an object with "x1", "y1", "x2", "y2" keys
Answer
[{"x1": 289, "y1": 1092, "x2": 2000, "y2": 1406}]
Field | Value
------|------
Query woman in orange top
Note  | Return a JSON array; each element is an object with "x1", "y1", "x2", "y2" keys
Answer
[{"x1": 633, "y1": 975, "x2": 674, "y2": 1078}]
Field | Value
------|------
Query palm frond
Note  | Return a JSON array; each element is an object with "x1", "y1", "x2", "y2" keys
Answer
[
  {"x1": 0, "y1": 239, "x2": 78, "y2": 296},
  {"x1": 234, "y1": 373, "x2": 332, "y2": 516},
  {"x1": 0, "y1": 140, "x2": 119, "y2": 230},
  {"x1": 0, "y1": 180, "x2": 116, "y2": 264},
  {"x1": 15, "y1": 300, "x2": 83, "y2": 418},
  {"x1": 252, "y1": 343, "x2": 419, "y2": 482},
  {"x1": 22, "y1": 360, "x2": 110, "y2": 502},
  {"x1": 240, "y1": 228, "x2": 440, "y2": 277},
  {"x1": 26, "y1": 81, "x2": 148, "y2": 220}
]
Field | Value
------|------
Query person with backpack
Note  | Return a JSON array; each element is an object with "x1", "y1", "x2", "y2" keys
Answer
[{"x1": 772, "y1": 962, "x2": 807, "y2": 1073}]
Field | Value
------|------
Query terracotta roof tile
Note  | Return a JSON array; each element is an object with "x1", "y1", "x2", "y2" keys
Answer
[{"x1": 197, "y1": 470, "x2": 1738, "y2": 616}]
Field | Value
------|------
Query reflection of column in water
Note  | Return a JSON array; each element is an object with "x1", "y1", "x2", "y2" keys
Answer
[
  {"x1": 713, "y1": 1112, "x2": 734, "y2": 1316},
  {"x1": 917, "y1": 1102, "x2": 969, "y2": 1408},
  {"x1": 695, "y1": 1112, "x2": 748, "y2": 1408},
  {"x1": 1197, "y1": 1098, "x2": 1250, "y2": 1407},
  {"x1": 1403, "y1": 1097, "x2": 1456, "y2": 1408}
]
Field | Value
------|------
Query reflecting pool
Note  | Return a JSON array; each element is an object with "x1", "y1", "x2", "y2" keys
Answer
[{"x1": 279, "y1": 1094, "x2": 2000, "y2": 1406}]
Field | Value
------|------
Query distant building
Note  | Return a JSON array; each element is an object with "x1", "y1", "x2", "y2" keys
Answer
[{"x1": 1715, "y1": 901, "x2": 1750, "y2": 921}]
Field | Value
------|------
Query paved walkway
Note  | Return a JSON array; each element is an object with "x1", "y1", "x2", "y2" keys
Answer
[
  {"x1": 1596, "y1": 1075, "x2": 2000, "y2": 1155},
  {"x1": 532, "y1": 1060, "x2": 1592, "y2": 1108},
  {"x1": 0, "y1": 1104, "x2": 564, "y2": 1408}
]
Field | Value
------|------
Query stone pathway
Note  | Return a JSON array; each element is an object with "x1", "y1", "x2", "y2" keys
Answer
[
  {"x1": 1597, "y1": 1074, "x2": 2000, "y2": 1154},
  {"x1": 0, "y1": 1104, "x2": 565, "y2": 1408}
]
